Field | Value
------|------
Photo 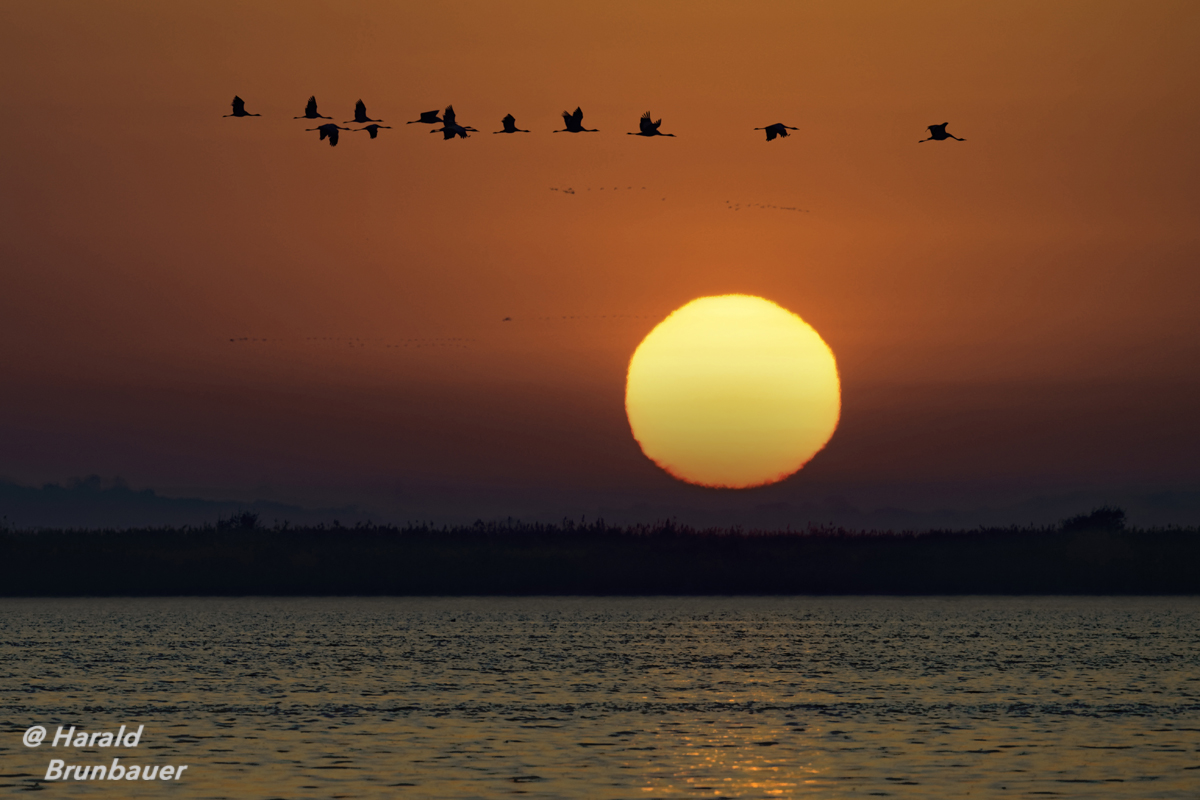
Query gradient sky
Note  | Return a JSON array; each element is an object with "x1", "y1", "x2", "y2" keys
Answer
[{"x1": 2, "y1": 1, "x2": 1198, "y2": 526}]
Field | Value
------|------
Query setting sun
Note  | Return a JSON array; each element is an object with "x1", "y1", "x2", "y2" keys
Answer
[{"x1": 625, "y1": 295, "x2": 840, "y2": 488}]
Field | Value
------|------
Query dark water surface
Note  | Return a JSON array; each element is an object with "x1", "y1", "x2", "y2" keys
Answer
[{"x1": 2, "y1": 597, "x2": 1198, "y2": 798}]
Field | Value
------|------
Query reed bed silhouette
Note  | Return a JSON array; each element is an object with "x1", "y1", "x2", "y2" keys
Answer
[{"x1": 3, "y1": 510, "x2": 1197, "y2": 596}]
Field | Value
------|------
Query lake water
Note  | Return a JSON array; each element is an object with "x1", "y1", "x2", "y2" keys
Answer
[{"x1": 1, "y1": 597, "x2": 1198, "y2": 798}]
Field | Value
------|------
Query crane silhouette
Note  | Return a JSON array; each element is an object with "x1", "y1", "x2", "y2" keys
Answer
[
  {"x1": 555, "y1": 107, "x2": 597, "y2": 133},
  {"x1": 628, "y1": 112, "x2": 674, "y2": 137},
  {"x1": 407, "y1": 109, "x2": 443, "y2": 124},
  {"x1": 294, "y1": 96, "x2": 331, "y2": 120},
  {"x1": 306, "y1": 123, "x2": 352, "y2": 146},
  {"x1": 494, "y1": 114, "x2": 529, "y2": 133},
  {"x1": 431, "y1": 105, "x2": 476, "y2": 139},
  {"x1": 345, "y1": 100, "x2": 382, "y2": 124},
  {"x1": 755, "y1": 123, "x2": 798, "y2": 141},
  {"x1": 919, "y1": 123, "x2": 965, "y2": 142},
  {"x1": 224, "y1": 96, "x2": 260, "y2": 117},
  {"x1": 434, "y1": 123, "x2": 475, "y2": 139},
  {"x1": 355, "y1": 124, "x2": 391, "y2": 139}
]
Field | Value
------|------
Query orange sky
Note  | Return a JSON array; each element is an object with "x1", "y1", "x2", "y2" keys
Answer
[{"x1": 1, "y1": 1, "x2": 1198, "y2": 526}]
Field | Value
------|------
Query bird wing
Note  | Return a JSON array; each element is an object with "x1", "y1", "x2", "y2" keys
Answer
[
  {"x1": 231, "y1": 96, "x2": 245, "y2": 113},
  {"x1": 305, "y1": 96, "x2": 318, "y2": 116},
  {"x1": 355, "y1": 99, "x2": 366, "y2": 118},
  {"x1": 503, "y1": 113, "x2": 515, "y2": 128},
  {"x1": 443, "y1": 105, "x2": 456, "y2": 125},
  {"x1": 639, "y1": 112, "x2": 654, "y2": 134},
  {"x1": 329, "y1": 127, "x2": 339, "y2": 146},
  {"x1": 570, "y1": 107, "x2": 583, "y2": 126},
  {"x1": 765, "y1": 127, "x2": 778, "y2": 141}
]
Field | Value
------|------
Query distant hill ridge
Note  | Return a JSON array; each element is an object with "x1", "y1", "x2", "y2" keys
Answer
[{"x1": 0, "y1": 476, "x2": 357, "y2": 530}]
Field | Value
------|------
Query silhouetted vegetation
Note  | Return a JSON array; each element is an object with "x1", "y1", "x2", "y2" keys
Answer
[
  {"x1": 2, "y1": 513, "x2": 1198, "y2": 596},
  {"x1": 216, "y1": 511, "x2": 260, "y2": 531},
  {"x1": 1060, "y1": 506, "x2": 1126, "y2": 532}
]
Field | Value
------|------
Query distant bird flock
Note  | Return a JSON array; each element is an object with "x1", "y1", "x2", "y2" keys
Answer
[{"x1": 226, "y1": 96, "x2": 966, "y2": 147}]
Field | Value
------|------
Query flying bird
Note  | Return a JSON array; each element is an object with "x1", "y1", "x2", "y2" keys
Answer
[
  {"x1": 345, "y1": 100, "x2": 382, "y2": 124},
  {"x1": 407, "y1": 109, "x2": 443, "y2": 124},
  {"x1": 224, "y1": 96, "x2": 260, "y2": 117},
  {"x1": 355, "y1": 124, "x2": 391, "y2": 139},
  {"x1": 434, "y1": 123, "x2": 475, "y2": 139},
  {"x1": 628, "y1": 112, "x2": 674, "y2": 137},
  {"x1": 755, "y1": 123, "x2": 798, "y2": 141},
  {"x1": 555, "y1": 107, "x2": 597, "y2": 133},
  {"x1": 494, "y1": 114, "x2": 529, "y2": 134},
  {"x1": 294, "y1": 96, "x2": 331, "y2": 120},
  {"x1": 307, "y1": 123, "x2": 352, "y2": 146},
  {"x1": 431, "y1": 105, "x2": 476, "y2": 139},
  {"x1": 918, "y1": 122, "x2": 965, "y2": 142}
]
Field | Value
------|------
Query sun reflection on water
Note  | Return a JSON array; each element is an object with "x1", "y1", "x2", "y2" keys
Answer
[{"x1": 3, "y1": 597, "x2": 1199, "y2": 799}]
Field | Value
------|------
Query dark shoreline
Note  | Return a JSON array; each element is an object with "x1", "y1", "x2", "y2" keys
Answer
[{"x1": 3, "y1": 518, "x2": 1198, "y2": 596}]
